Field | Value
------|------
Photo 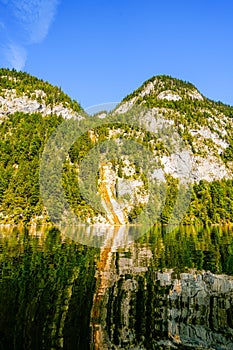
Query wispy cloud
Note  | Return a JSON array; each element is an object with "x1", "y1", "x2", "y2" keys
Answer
[
  {"x1": 11, "y1": 0, "x2": 59, "y2": 44},
  {"x1": 4, "y1": 42, "x2": 27, "y2": 70},
  {"x1": 0, "y1": 0, "x2": 60, "y2": 70}
]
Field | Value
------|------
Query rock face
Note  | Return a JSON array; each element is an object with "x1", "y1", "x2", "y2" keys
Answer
[
  {"x1": 0, "y1": 89, "x2": 82, "y2": 120},
  {"x1": 94, "y1": 103, "x2": 232, "y2": 223},
  {"x1": 157, "y1": 90, "x2": 182, "y2": 101},
  {"x1": 114, "y1": 78, "x2": 233, "y2": 185},
  {"x1": 98, "y1": 162, "x2": 148, "y2": 225}
]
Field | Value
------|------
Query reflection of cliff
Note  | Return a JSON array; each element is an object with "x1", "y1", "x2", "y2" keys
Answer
[
  {"x1": 91, "y1": 243, "x2": 233, "y2": 349},
  {"x1": 90, "y1": 227, "x2": 129, "y2": 350}
]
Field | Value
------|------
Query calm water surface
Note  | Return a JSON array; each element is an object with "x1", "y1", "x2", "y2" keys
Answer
[{"x1": 0, "y1": 225, "x2": 233, "y2": 349}]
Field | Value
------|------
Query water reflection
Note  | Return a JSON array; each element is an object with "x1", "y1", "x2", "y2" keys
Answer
[
  {"x1": 59, "y1": 224, "x2": 153, "y2": 248},
  {"x1": 0, "y1": 225, "x2": 233, "y2": 349}
]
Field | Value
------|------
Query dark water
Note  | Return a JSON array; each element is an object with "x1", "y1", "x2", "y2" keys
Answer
[{"x1": 0, "y1": 225, "x2": 233, "y2": 349}]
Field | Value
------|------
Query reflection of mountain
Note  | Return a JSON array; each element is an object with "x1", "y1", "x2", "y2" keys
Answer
[
  {"x1": 0, "y1": 225, "x2": 233, "y2": 349},
  {"x1": 90, "y1": 226, "x2": 233, "y2": 349}
]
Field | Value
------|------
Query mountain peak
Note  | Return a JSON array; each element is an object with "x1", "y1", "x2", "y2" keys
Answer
[
  {"x1": 139, "y1": 75, "x2": 201, "y2": 96},
  {"x1": 115, "y1": 75, "x2": 203, "y2": 114}
]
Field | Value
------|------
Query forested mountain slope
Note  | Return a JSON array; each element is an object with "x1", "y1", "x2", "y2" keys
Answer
[{"x1": 0, "y1": 69, "x2": 233, "y2": 225}]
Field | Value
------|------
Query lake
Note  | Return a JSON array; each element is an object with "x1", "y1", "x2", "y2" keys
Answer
[{"x1": 0, "y1": 225, "x2": 233, "y2": 349}]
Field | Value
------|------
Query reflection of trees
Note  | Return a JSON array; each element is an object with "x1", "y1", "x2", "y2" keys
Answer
[{"x1": 0, "y1": 227, "x2": 99, "y2": 350}]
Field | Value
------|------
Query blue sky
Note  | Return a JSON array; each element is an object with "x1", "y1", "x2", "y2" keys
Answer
[{"x1": 0, "y1": 0, "x2": 233, "y2": 109}]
